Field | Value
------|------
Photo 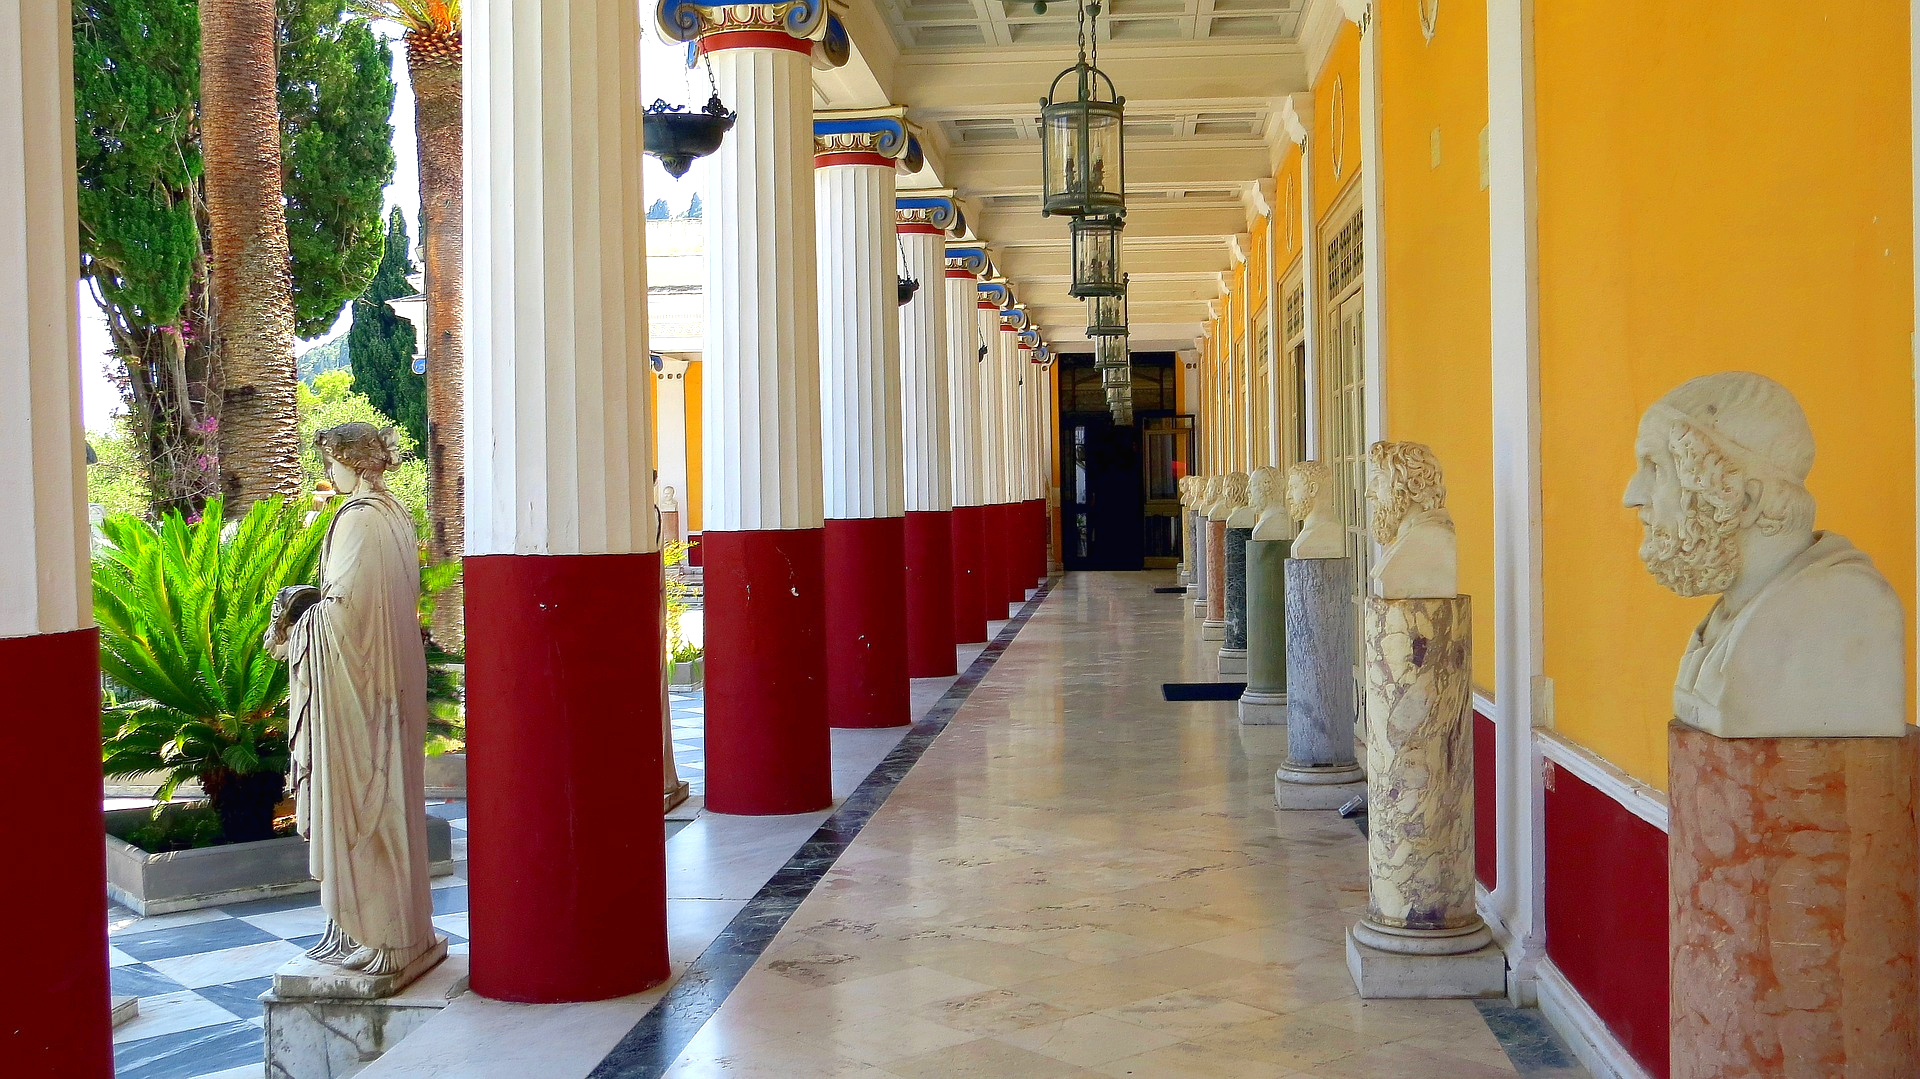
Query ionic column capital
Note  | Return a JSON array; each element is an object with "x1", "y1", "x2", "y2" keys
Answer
[
  {"x1": 814, "y1": 107, "x2": 920, "y2": 169},
  {"x1": 657, "y1": 1, "x2": 849, "y2": 65},
  {"x1": 946, "y1": 245, "x2": 991, "y2": 279},
  {"x1": 896, "y1": 191, "x2": 964, "y2": 236}
]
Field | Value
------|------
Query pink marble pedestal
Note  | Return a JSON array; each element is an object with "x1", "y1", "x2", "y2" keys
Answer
[
  {"x1": 1203, "y1": 519, "x2": 1227, "y2": 641},
  {"x1": 1669, "y1": 723, "x2": 1919, "y2": 1079}
]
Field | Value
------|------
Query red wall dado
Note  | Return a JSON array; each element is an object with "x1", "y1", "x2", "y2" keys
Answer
[
  {"x1": 1545, "y1": 760, "x2": 1671, "y2": 1078},
  {"x1": 1474, "y1": 710, "x2": 1497, "y2": 890}
]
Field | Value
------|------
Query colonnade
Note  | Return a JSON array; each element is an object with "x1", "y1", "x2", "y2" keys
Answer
[{"x1": 4, "y1": 1, "x2": 1056, "y2": 1067}]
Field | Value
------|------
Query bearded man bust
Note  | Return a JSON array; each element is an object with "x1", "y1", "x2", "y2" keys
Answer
[
  {"x1": 1286, "y1": 461, "x2": 1344, "y2": 559},
  {"x1": 1365, "y1": 442, "x2": 1457, "y2": 599},
  {"x1": 1625, "y1": 372, "x2": 1903, "y2": 738}
]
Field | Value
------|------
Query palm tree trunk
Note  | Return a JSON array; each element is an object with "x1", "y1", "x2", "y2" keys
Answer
[
  {"x1": 410, "y1": 42, "x2": 466, "y2": 653},
  {"x1": 200, "y1": 0, "x2": 302, "y2": 513}
]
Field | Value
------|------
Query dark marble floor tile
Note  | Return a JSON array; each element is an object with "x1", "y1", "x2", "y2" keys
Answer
[
  {"x1": 112, "y1": 918, "x2": 275, "y2": 962},
  {"x1": 195, "y1": 975, "x2": 276, "y2": 1022},
  {"x1": 431, "y1": 885, "x2": 469, "y2": 916},
  {"x1": 110, "y1": 964, "x2": 185, "y2": 999},
  {"x1": 1475, "y1": 999, "x2": 1585, "y2": 1075},
  {"x1": 114, "y1": 1020, "x2": 262, "y2": 1079}
]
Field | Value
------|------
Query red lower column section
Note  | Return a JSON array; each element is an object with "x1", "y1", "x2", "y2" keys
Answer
[
  {"x1": 1545, "y1": 760, "x2": 1671, "y2": 1077},
  {"x1": 702, "y1": 528, "x2": 832, "y2": 811},
  {"x1": 980, "y1": 503, "x2": 1009, "y2": 624},
  {"x1": 998, "y1": 502, "x2": 1026, "y2": 604},
  {"x1": 903, "y1": 511, "x2": 957, "y2": 679},
  {"x1": 1029, "y1": 499, "x2": 1048, "y2": 584},
  {"x1": 824, "y1": 517, "x2": 911, "y2": 729},
  {"x1": 3, "y1": 629, "x2": 111, "y2": 1078},
  {"x1": 465, "y1": 554, "x2": 669, "y2": 1003},
  {"x1": 949, "y1": 505, "x2": 988, "y2": 645}
]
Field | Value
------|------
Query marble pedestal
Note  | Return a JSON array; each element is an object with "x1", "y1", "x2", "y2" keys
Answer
[
  {"x1": 1189, "y1": 514, "x2": 1208, "y2": 619},
  {"x1": 1218, "y1": 526, "x2": 1251, "y2": 675},
  {"x1": 1669, "y1": 724, "x2": 1919, "y2": 1079},
  {"x1": 1274, "y1": 557, "x2": 1364, "y2": 808},
  {"x1": 264, "y1": 946, "x2": 462, "y2": 1079},
  {"x1": 1238, "y1": 539, "x2": 1288, "y2": 726},
  {"x1": 1348, "y1": 595, "x2": 1500, "y2": 999},
  {"x1": 1202, "y1": 519, "x2": 1227, "y2": 640}
]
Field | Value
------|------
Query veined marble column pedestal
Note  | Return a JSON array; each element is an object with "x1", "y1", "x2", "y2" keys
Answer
[
  {"x1": 1203, "y1": 519, "x2": 1228, "y2": 641},
  {"x1": 1347, "y1": 595, "x2": 1503, "y2": 999},
  {"x1": 264, "y1": 953, "x2": 466, "y2": 1078},
  {"x1": 1274, "y1": 557, "x2": 1364, "y2": 808},
  {"x1": 1189, "y1": 513, "x2": 1209, "y2": 619},
  {"x1": 1218, "y1": 526, "x2": 1251, "y2": 675},
  {"x1": 1237, "y1": 539, "x2": 1288, "y2": 726},
  {"x1": 1669, "y1": 724, "x2": 1919, "y2": 1079}
]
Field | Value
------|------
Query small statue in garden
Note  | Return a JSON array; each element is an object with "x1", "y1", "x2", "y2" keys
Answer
[{"x1": 266, "y1": 422, "x2": 438, "y2": 980}]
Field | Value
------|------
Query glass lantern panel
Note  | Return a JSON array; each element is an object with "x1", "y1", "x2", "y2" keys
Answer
[
  {"x1": 1101, "y1": 366, "x2": 1131, "y2": 389},
  {"x1": 1071, "y1": 221, "x2": 1123, "y2": 299},
  {"x1": 1042, "y1": 97, "x2": 1125, "y2": 217}
]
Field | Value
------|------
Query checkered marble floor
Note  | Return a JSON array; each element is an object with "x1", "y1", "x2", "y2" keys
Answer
[{"x1": 109, "y1": 691, "x2": 709, "y2": 1079}]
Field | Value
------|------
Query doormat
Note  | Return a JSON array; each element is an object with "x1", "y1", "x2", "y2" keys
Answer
[
  {"x1": 1162, "y1": 682, "x2": 1246, "y2": 701},
  {"x1": 1153, "y1": 586, "x2": 1187, "y2": 594}
]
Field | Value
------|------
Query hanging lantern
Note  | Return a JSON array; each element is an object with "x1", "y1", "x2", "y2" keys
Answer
[
  {"x1": 1086, "y1": 274, "x2": 1128, "y2": 336},
  {"x1": 644, "y1": 96, "x2": 736, "y2": 179},
  {"x1": 1100, "y1": 365, "x2": 1131, "y2": 390},
  {"x1": 1070, "y1": 215, "x2": 1124, "y2": 298},
  {"x1": 1094, "y1": 334, "x2": 1129, "y2": 370},
  {"x1": 1039, "y1": 2, "x2": 1126, "y2": 218}
]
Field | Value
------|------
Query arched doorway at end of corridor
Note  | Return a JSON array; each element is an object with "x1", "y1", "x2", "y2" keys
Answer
[{"x1": 1058, "y1": 351, "x2": 1192, "y2": 572}]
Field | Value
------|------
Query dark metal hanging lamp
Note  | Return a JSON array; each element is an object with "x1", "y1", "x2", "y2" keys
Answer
[
  {"x1": 643, "y1": 43, "x2": 735, "y2": 179},
  {"x1": 1086, "y1": 274, "x2": 1128, "y2": 336},
  {"x1": 1070, "y1": 214, "x2": 1125, "y2": 298},
  {"x1": 1039, "y1": 2, "x2": 1126, "y2": 218},
  {"x1": 1094, "y1": 333, "x2": 1129, "y2": 370}
]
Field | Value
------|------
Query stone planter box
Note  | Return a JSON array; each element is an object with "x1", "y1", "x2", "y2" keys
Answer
[
  {"x1": 670, "y1": 657, "x2": 704, "y2": 690},
  {"x1": 423, "y1": 752, "x2": 467, "y2": 800},
  {"x1": 105, "y1": 806, "x2": 455, "y2": 916}
]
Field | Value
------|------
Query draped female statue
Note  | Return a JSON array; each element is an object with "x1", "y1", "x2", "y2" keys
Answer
[{"x1": 267, "y1": 422, "x2": 438, "y2": 979}]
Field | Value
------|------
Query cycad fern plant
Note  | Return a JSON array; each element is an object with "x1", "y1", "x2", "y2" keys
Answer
[{"x1": 95, "y1": 497, "x2": 333, "y2": 842}]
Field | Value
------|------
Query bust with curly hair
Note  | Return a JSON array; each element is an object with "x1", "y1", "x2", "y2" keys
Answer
[
  {"x1": 1625, "y1": 372, "x2": 1902, "y2": 738},
  {"x1": 1365, "y1": 441, "x2": 1457, "y2": 599},
  {"x1": 1284, "y1": 461, "x2": 1343, "y2": 559}
]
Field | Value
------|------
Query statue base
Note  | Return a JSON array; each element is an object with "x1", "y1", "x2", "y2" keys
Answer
[
  {"x1": 1216, "y1": 646, "x2": 1246, "y2": 676},
  {"x1": 271, "y1": 936, "x2": 450, "y2": 1001},
  {"x1": 1274, "y1": 762, "x2": 1365, "y2": 810},
  {"x1": 264, "y1": 947, "x2": 463, "y2": 1079},
  {"x1": 1201, "y1": 619, "x2": 1226, "y2": 641},
  {"x1": 1237, "y1": 690, "x2": 1287, "y2": 726},
  {"x1": 1345, "y1": 926, "x2": 1504, "y2": 1000}
]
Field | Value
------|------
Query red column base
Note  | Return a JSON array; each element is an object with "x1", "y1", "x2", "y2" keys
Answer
[
  {"x1": 2, "y1": 629, "x2": 111, "y2": 1078},
  {"x1": 702, "y1": 528, "x2": 832, "y2": 812},
  {"x1": 949, "y1": 505, "x2": 988, "y2": 645},
  {"x1": 997, "y1": 502, "x2": 1026, "y2": 604},
  {"x1": 1028, "y1": 498, "x2": 1048, "y2": 585},
  {"x1": 980, "y1": 503, "x2": 1010, "y2": 625},
  {"x1": 465, "y1": 554, "x2": 669, "y2": 1003},
  {"x1": 904, "y1": 511, "x2": 957, "y2": 679},
  {"x1": 825, "y1": 517, "x2": 911, "y2": 729}
]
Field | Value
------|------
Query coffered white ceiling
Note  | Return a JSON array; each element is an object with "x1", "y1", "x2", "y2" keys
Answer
[{"x1": 817, "y1": 0, "x2": 1346, "y2": 352}]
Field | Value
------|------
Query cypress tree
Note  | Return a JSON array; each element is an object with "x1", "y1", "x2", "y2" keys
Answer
[{"x1": 348, "y1": 208, "x2": 427, "y2": 449}]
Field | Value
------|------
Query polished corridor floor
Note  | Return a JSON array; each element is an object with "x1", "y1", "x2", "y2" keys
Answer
[{"x1": 654, "y1": 572, "x2": 1586, "y2": 1078}]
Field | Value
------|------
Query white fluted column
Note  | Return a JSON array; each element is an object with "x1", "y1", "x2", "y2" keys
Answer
[
  {"x1": 896, "y1": 193, "x2": 960, "y2": 674},
  {"x1": 661, "y1": 1, "x2": 843, "y2": 815},
  {"x1": 946, "y1": 248, "x2": 990, "y2": 640},
  {"x1": 977, "y1": 283, "x2": 1011, "y2": 612},
  {"x1": 815, "y1": 111, "x2": 909, "y2": 728},
  {"x1": 467, "y1": 0, "x2": 666, "y2": 1003},
  {"x1": 1, "y1": 1, "x2": 111, "y2": 1066}
]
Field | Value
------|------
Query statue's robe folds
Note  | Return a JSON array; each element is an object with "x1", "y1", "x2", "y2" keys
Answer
[{"x1": 287, "y1": 490, "x2": 435, "y2": 960}]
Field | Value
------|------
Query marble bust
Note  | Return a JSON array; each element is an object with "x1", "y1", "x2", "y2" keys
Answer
[
  {"x1": 267, "y1": 423, "x2": 438, "y2": 981},
  {"x1": 1211, "y1": 471, "x2": 1249, "y2": 523},
  {"x1": 1366, "y1": 441, "x2": 1457, "y2": 599},
  {"x1": 657, "y1": 484, "x2": 679, "y2": 512},
  {"x1": 1624, "y1": 372, "x2": 1904, "y2": 738},
  {"x1": 1230, "y1": 468, "x2": 1267, "y2": 530},
  {"x1": 1286, "y1": 461, "x2": 1344, "y2": 559},
  {"x1": 1250, "y1": 467, "x2": 1290, "y2": 540},
  {"x1": 1199, "y1": 475, "x2": 1222, "y2": 517}
]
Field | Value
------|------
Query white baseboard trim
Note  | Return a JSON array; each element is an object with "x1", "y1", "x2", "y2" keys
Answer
[
  {"x1": 1536, "y1": 958, "x2": 1655, "y2": 1079},
  {"x1": 1535, "y1": 729, "x2": 1669, "y2": 833}
]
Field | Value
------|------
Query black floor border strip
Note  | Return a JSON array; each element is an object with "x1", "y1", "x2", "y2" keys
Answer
[{"x1": 588, "y1": 580, "x2": 1058, "y2": 1079}]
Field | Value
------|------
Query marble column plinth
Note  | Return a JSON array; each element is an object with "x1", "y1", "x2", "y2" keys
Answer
[
  {"x1": 1238, "y1": 539, "x2": 1288, "y2": 726},
  {"x1": 1274, "y1": 558, "x2": 1364, "y2": 807},
  {"x1": 1218, "y1": 526, "x2": 1251, "y2": 675},
  {"x1": 1669, "y1": 723, "x2": 1919, "y2": 1079},
  {"x1": 264, "y1": 952, "x2": 465, "y2": 1078},
  {"x1": 1190, "y1": 513, "x2": 1208, "y2": 618},
  {"x1": 1202, "y1": 519, "x2": 1228, "y2": 640},
  {"x1": 1347, "y1": 594, "x2": 1501, "y2": 999}
]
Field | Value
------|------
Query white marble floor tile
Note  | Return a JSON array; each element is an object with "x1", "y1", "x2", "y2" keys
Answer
[
  {"x1": 235, "y1": 905, "x2": 329, "y2": 940},
  {"x1": 146, "y1": 940, "x2": 307, "y2": 989},
  {"x1": 111, "y1": 989, "x2": 241, "y2": 1044}
]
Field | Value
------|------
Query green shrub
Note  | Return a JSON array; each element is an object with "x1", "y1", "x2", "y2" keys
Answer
[{"x1": 95, "y1": 496, "x2": 332, "y2": 843}]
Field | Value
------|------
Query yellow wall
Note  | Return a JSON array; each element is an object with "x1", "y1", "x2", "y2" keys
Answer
[
  {"x1": 1378, "y1": 0, "x2": 1494, "y2": 692},
  {"x1": 1314, "y1": 23, "x2": 1363, "y2": 225},
  {"x1": 1534, "y1": 4, "x2": 1915, "y2": 785},
  {"x1": 1277, "y1": 143, "x2": 1304, "y2": 269},
  {"x1": 685, "y1": 360, "x2": 705, "y2": 533}
]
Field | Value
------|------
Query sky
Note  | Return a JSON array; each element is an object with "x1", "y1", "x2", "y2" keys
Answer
[{"x1": 79, "y1": 21, "x2": 705, "y2": 433}]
